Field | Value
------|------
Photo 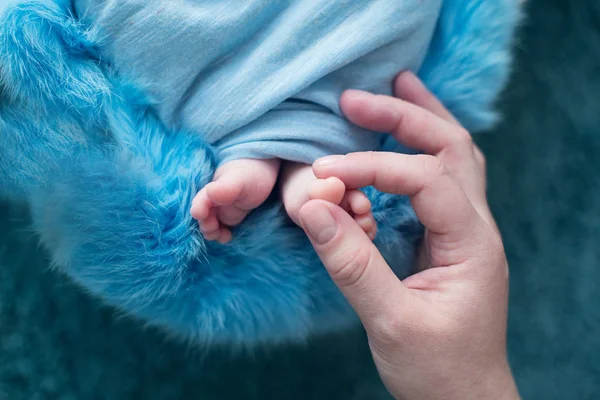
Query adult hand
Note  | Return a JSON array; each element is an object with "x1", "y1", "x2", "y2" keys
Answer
[{"x1": 298, "y1": 72, "x2": 519, "y2": 400}]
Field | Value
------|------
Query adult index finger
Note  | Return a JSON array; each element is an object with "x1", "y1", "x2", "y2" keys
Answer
[{"x1": 314, "y1": 152, "x2": 479, "y2": 236}]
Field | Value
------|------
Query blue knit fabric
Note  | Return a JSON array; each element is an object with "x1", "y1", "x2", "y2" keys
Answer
[{"x1": 0, "y1": 0, "x2": 520, "y2": 345}]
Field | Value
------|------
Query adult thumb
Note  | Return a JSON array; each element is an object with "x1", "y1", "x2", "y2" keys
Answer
[{"x1": 299, "y1": 200, "x2": 409, "y2": 324}]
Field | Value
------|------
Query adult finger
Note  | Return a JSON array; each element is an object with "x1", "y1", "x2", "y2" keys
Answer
[
  {"x1": 298, "y1": 200, "x2": 408, "y2": 323},
  {"x1": 339, "y1": 89, "x2": 489, "y2": 218},
  {"x1": 313, "y1": 153, "x2": 482, "y2": 242},
  {"x1": 392, "y1": 72, "x2": 491, "y2": 210},
  {"x1": 339, "y1": 89, "x2": 473, "y2": 158},
  {"x1": 393, "y1": 71, "x2": 460, "y2": 126}
]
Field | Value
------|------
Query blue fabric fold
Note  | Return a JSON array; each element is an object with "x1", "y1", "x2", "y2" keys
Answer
[{"x1": 75, "y1": 0, "x2": 442, "y2": 164}]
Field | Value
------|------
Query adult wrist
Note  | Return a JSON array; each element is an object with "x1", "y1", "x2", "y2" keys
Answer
[
  {"x1": 476, "y1": 362, "x2": 520, "y2": 400},
  {"x1": 392, "y1": 362, "x2": 520, "y2": 400}
]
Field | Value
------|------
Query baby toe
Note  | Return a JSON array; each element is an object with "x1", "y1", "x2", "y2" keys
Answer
[
  {"x1": 355, "y1": 213, "x2": 377, "y2": 241},
  {"x1": 217, "y1": 205, "x2": 249, "y2": 227},
  {"x1": 217, "y1": 228, "x2": 233, "y2": 244},
  {"x1": 308, "y1": 177, "x2": 346, "y2": 204},
  {"x1": 203, "y1": 229, "x2": 222, "y2": 241},
  {"x1": 191, "y1": 189, "x2": 213, "y2": 220},
  {"x1": 206, "y1": 178, "x2": 244, "y2": 207},
  {"x1": 346, "y1": 190, "x2": 372, "y2": 216},
  {"x1": 355, "y1": 213, "x2": 375, "y2": 232},
  {"x1": 199, "y1": 212, "x2": 220, "y2": 234}
]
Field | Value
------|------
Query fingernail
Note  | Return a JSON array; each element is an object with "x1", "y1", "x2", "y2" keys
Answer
[
  {"x1": 300, "y1": 204, "x2": 338, "y2": 245},
  {"x1": 315, "y1": 155, "x2": 344, "y2": 166}
]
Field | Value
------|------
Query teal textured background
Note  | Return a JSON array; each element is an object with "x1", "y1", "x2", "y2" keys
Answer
[{"x1": 1, "y1": 0, "x2": 599, "y2": 398}]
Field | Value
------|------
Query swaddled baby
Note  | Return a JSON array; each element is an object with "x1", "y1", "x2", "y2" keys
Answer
[{"x1": 75, "y1": 0, "x2": 443, "y2": 243}]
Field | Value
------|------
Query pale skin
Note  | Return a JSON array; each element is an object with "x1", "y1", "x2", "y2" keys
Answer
[
  {"x1": 191, "y1": 71, "x2": 520, "y2": 399},
  {"x1": 298, "y1": 72, "x2": 520, "y2": 400},
  {"x1": 191, "y1": 130, "x2": 377, "y2": 243}
]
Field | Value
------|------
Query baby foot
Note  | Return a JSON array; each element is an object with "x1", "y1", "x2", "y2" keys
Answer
[
  {"x1": 308, "y1": 177, "x2": 377, "y2": 240},
  {"x1": 191, "y1": 158, "x2": 281, "y2": 243},
  {"x1": 280, "y1": 162, "x2": 377, "y2": 240}
]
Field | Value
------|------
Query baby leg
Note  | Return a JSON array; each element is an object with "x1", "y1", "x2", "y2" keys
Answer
[
  {"x1": 192, "y1": 158, "x2": 281, "y2": 243},
  {"x1": 280, "y1": 162, "x2": 377, "y2": 240}
]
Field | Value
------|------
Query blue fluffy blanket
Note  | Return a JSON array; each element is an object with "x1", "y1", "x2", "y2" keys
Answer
[{"x1": 0, "y1": 0, "x2": 519, "y2": 346}]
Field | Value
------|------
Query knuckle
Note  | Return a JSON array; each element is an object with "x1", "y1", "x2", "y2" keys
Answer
[
  {"x1": 474, "y1": 146, "x2": 487, "y2": 167},
  {"x1": 450, "y1": 127, "x2": 474, "y2": 150},
  {"x1": 364, "y1": 150, "x2": 377, "y2": 163},
  {"x1": 388, "y1": 101, "x2": 408, "y2": 131},
  {"x1": 457, "y1": 127, "x2": 474, "y2": 144},
  {"x1": 372, "y1": 315, "x2": 403, "y2": 344},
  {"x1": 330, "y1": 245, "x2": 374, "y2": 288},
  {"x1": 418, "y1": 154, "x2": 446, "y2": 178},
  {"x1": 374, "y1": 312, "x2": 410, "y2": 343}
]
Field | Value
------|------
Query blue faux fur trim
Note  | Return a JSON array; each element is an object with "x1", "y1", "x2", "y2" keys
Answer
[{"x1": 0, "y1": 0, "x2": 520, "y2": 346}]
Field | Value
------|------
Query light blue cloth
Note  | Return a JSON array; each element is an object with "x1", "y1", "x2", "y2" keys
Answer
[{"x1": 74, "y1": 0, "x2": 442, "y2": 164}]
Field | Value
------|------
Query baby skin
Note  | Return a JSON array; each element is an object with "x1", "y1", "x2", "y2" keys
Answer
[{"x1": 191, "y1": 158, "x2": 377, "y2": 243}]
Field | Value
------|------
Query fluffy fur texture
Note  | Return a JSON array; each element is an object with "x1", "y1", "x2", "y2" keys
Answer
[{"x1": 0, "y1": 0, "x2": 520, "y2": 345}]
